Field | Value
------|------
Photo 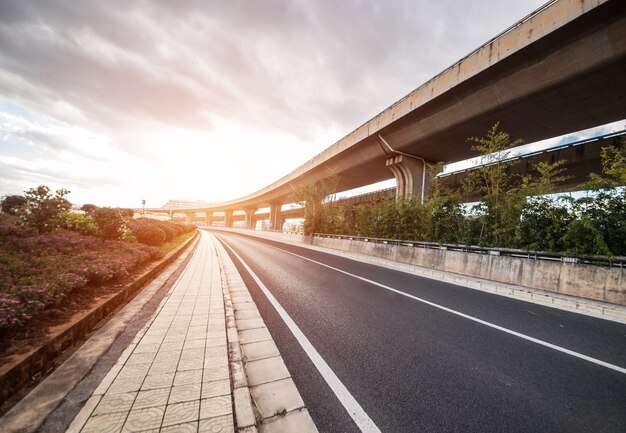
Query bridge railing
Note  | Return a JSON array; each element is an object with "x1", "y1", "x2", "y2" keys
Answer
[{"x1": 312, "y1": 233, "x2": 626, "y2": 268}]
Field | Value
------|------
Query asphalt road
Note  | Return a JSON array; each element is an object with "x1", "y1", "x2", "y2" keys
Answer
[{"x1": 212, "y1": 230, "x2": 626, "y2": 433}]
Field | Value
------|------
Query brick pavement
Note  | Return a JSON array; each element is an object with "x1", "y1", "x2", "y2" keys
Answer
[{"x1": 67, "y1": 232, "x2": 233, "y2": 433}]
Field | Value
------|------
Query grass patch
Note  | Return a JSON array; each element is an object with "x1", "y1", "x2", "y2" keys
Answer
[{"x1": 161, "y1": 230, "x2": 196, "y2": 255}]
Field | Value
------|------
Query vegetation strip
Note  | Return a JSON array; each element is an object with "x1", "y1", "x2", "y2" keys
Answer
[
  {"x1": 0, "y1": 231, "x2": 198, "y2": 412},
  {"x1": 298, "y1": 124, "x2": 625, "y2": 258}
]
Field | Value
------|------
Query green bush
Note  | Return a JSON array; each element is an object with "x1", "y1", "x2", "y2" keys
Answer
[
  {"x1": 92, "y1": 208, "x2": 129, "y2": 240},
  {"x1": 58, "y1": 212, "x2": 99, "y2": 236},
  {"x1": 130, "y1": 221, "x2": 166, "y2": 246},
  {"x1": 127, "y1": 218, "x2": 195, "y2": 247}
]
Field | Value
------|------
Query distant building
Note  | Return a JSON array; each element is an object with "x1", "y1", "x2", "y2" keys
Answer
[{"x1": 161, "y1": 199, "x2": 211, "y2": 209}]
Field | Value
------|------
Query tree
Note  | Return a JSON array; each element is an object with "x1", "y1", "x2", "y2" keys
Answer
[
  {"x1": 571, "y1": 191, "x2": 626, "y2": 256},
  {"x1": 20, "y1": 185, "x2": 71, "y2": 233},
  {"x1": 599, "y1": 143, "x2": 626, "y2": 186},
  {"x1": 521, "y1": 160, "x2": 570, "y2": 196},
  {"x1": 584, "y1": 143, "x2": 626, "y2": 190},
  {"x1": 295, "y1": 174, "x2": 339, "y2": 235},
  {"x1": 423, "y1": 162, "x2": 466, "y2": 243},
  {"x1": 515, "y1": 196, "x2": 572, "y2": 252},
  {"x1": 80, "y1": 203, "x2": 98, "y2": 214},
  {"x1": 462, "y1": 123, "x2": 523, "y2": 246},
  {"x1": 561, "y1": 216, "x2": 610, "y2": 256},
  {"x1": 92, "y1": 207, "x2": 129, "y2": 240},
  {"x1": 58, "y1": 212, "x2": 99, "y2": 236},
  {"x1": 1, "y1": 195, "x2": 27, "y2": 215}
]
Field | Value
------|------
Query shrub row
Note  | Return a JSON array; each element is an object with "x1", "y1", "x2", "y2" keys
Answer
[
  {"x1": 127, "y1": 218, "x2": 196, "y2": 246},
  {"x1": 0, "y1": 215, "x2": 162, "y2": 329}
]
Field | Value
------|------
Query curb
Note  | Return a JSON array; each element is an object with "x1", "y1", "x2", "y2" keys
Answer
[
  {"x1": 211, "y1": 234, "x2": 319, "y2": 433},
  {"x1": 0, "y1": 231, "x2": 199, "y2": 415}
]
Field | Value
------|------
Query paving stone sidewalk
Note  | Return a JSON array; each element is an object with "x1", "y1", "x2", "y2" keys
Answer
[{"x1": 67, "y1": 232, "x2": 233, "y2": 433}]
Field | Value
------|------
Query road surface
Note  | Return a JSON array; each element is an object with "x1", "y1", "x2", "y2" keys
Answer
[{"x1": 211, "y1": 230, "x2": 626, "y2": 433}]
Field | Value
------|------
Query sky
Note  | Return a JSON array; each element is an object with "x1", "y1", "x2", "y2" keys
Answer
[{"x1": 1, "y1": 0, "x2": 610, "y2": 208}]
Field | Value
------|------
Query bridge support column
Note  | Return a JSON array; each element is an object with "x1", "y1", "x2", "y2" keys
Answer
[
  {"x1": 269, "y1": 203, "x2": 282, "y2": 232},
  {"x1": 386, "y1": 155, "x2": 431, "y2": 203},
  {"x1": 244, "y1": 209, "x2": 257, "y2": 230},
  {"x1": 204, "y1": 212, "x2": 213, "y2": 226},
  {"x1": 224, "y1": 210, "x2": 233, "y2": 228},
  {"x1": 185, "y1": 212, "x2": 192, "y2": 224}
]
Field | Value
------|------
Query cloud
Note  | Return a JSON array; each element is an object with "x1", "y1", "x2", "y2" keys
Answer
[
  {"x1": 0, "y1": 1, "x2": 548, "y2": 135},
  {"x1": 0, "y1": 0, "x2": 551, "y2": 205}
]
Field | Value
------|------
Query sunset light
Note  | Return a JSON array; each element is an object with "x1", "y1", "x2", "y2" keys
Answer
[
  {"x1": 2, "y1": 2, "x2": 625, "y2": 433},
  {"x1": 0, "y1": 0, "x2": 549, "y2": 208}
]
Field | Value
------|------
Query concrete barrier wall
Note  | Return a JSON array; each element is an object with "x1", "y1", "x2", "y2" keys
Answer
[
  {"x1": 311, "y1": 237, "x2": 625, "y2": 306},
  {"x1": 206, "y1": 228, "x2": 625, "y2": 306}
]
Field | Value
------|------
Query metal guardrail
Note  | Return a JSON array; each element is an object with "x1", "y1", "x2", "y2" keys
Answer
[{"x1": 312, "y1": 233, "x2": 626, "y2": 268}]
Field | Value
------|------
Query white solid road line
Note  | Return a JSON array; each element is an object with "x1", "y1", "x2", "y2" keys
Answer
[
  {"x1": 250, "y1": 237, "x2": 626, "y2": 376},
  {"x1": 217, "y1": 236, "x2": 382, "y2": 433}
]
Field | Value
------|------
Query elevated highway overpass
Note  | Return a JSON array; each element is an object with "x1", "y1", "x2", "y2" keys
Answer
[
  {"x1": 155, "y1": 129, "x2": 625, "y2": 226},
  {"x1": 146, "y1": 0, "x2": 626, "y2": 230}
]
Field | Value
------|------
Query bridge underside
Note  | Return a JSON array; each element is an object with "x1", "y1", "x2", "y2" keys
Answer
[
  {"x1": 148, "y1": 1, "x2": 626, "y2": 231},
  {"x1": 304, "y1": 0, "x2": 626, "y2": 204}
]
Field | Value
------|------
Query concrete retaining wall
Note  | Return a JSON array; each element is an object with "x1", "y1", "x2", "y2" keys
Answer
[
  {"x1": 206, "y1": 228, "x2": 625, "y2": 306},
  {"x1": 311, "y1": 237, "x2": 625, "y2": 306}
]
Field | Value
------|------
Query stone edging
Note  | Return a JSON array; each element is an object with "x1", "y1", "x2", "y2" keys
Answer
[
  {"x1": 0, "y1": 231, "x2": 200, "y2": 411},
  {"x1": 211, "y1": 234, "x2": 319, "y2": 433}
]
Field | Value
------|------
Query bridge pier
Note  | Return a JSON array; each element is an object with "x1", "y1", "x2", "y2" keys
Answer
[
  {"x1": 244, "y1": 209, "x2": 257, "y2": 230},
  {"x1": 386, "y1": 155, "x2": 431, "y2": 203},
  {"x1": 185, "y1": 212, "x2": 192, "y2": 224},
  {"x1": 269, "y1": 203, "x2": 282, "y2": 232},
  {"x1": 204, "y1": 212, "x2": 213, "y2": 226},
  {"x1": 224, "y1": 210, "x2": 233, "y2": 228}
]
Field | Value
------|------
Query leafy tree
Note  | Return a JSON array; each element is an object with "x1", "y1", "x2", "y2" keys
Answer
[
  {"x1": 120, "y1": 208, "x2": 135, "y2": 219},
  {"x1": 80, "y1": 203, "x2": 98, "y2": 214},
  {"x1": 354, "y1": 202, "x2": 377, "y2": 237},
  {"x1": 20, "y1": 185, "x2": 72, "y2": 233},
  {"x1": 583, "y1": 143, "x2": 626, "y2": 190},
  {"x1": 0, "y1": 195, "x2": 27, "y2": 215},
  {"x1": 424, "y1": 162, "x2": 466, "y2": 243},
  {"x1": 58, "y1": 212, "x2": 99, "y2": 236},
  {"x1": 561, "y1": 216, "x2": 610, "y2": 256},
  {"x1": 601, "y1": 144, "x2": 626, "y2": 185},
  {"x1": 521, "y1": 160, "x2": 570, "y2": 196},
  {"x1": 295, "y1": 174, "x2": 339, "y2": 235},
  {"x1": 462, "y1": 123, "x2": 523, "y2": 246},
  {"x1": 569, "y1": 191, "x2": 626, "y2": 256},
  {"x1": 92, "y1": 207, "x2": 129, "y2": 240},
  {"x1": 515, "y1": 197, "x2": 572, "y2": 251}
]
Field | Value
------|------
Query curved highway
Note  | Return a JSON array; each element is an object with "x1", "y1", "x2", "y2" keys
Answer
[{"x1": 211, "y1": 230, "x2": 626, "y2": 433}]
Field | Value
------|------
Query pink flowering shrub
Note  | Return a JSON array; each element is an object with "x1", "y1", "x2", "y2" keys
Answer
[{"x1": 0, "y1": 215, "x2": 161, "y2": 329}]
